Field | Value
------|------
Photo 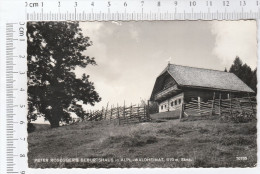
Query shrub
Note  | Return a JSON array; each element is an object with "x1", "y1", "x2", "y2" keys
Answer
[{"x1": 219, "y1": 111, "x2": 256, "y2": 123}]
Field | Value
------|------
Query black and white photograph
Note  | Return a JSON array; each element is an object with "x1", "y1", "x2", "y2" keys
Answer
[{"x1": 27, "y1": 21, "x2": 257, "y2": 168}]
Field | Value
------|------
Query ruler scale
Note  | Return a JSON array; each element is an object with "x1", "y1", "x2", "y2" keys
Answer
[
  {"x1": 6, "y1": 23, "x2": 15, "y2": 174},
  {"x1": 0, "y1": 0, "x2": 260, "y2": 174},
  {"x1": 23, "y1": 0, "x2": 260, "y2": 21},
  {"x1": 3, "y1": 22, "x2": 27, "y2": 174}
]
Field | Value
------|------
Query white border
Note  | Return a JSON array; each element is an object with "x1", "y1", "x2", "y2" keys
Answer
[{"x1": 0, "y1": 0, "x2": 260, "y2": 174}]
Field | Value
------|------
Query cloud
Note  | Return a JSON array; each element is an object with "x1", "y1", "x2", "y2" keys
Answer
[
  {"x1": 210, "y1": 21, "x2": 257, "y2": 68},
  {"x1": 82, "y1": 80, "x2": 127, "y2": 110},
  {"x1": 79, "y1": 22, "x2": 103, "y2": 39},
  {"x1": 129, "y1": 24, "x2": 140, "y2": 42}
]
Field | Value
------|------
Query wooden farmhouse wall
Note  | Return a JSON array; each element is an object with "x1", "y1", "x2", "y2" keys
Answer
[
  {"x1": 182, "y1": 88, "x2": 251, "y2": 103},
  {"x1": 150, "y1": 72, "x2": 179, "y2": 101}
]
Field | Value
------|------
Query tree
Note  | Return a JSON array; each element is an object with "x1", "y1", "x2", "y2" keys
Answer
[
  {"x1": 27, "y1": 22, "x2": 101, "y2": 128},
  {"x1": 240, "y1": 63, "x2": 252, "y2": 86},
  {"x1": 229, "y1": 56, "x2": 243, "y2": 77},
  {"x1": 229, "y1": 56, "x2": 257, "y2": 94}
]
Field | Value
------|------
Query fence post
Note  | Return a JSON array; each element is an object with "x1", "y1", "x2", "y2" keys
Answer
[
  {"x1": 117, "y1": 103, "x2": 120, "y2": 125},
  {"x1": 238, "y1": 99, "x2": 243, "y2": 113},
  {"x1": 167, "y1": 99, "x2": 170, "y2": 112},
  {"x1": 90, "y1": 110, "x2": 92, "y2": 121},
  {"x1": 198, "y1": 96, "x2": 201, "y2": 116},
  {"x1": 147, "y1": 100, "x2": 150, "y2": 120},
  {"x1": 105, "y1": 102, "x2": 109, "y2": 120},
  {"x1": 137, "y1": 104, "x2": 140, "y2": 122},
  {"x1": 101, "y1": 107, "x2": 104, "y2": 120},
  {"x1": 110, "y1": 105, "x2": 113, "y2": 123},
  {"x1": 144, "y1": 104, "x2": 146, "y2": 121},
  {"x1": 93, "y1": 110, "x2": 95, "y2": 121},
  {"x1": 247, "y1": 93, "x2": 255, "y2": 115},
  {"x1": 179, "y1": 103, "x2": 184, "y2": 120},
  {"x1": 219, "y1": 93, "x2": 222, "y2": 116},
  {"x1": 130, "y1": 103, "x2": 132, "y2": 119},
  {"x1": 211, "y1": 92, "x2": 215, "y2": 116},
  {"x1": 230, "y1": 92, "x2": 233, "y2": 115},
  {"x1": 86, "y1": 110, "x2": 89, "y2": 121},
  {"x1": 123, "y1": 101, "x2": 127, "y2": 124}
]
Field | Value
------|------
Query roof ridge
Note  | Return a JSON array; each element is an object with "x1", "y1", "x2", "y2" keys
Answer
[{"x1": 169, "y1": 63, "x2": 231, "y2": 74}]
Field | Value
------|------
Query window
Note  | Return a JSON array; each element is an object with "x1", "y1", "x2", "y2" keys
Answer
[
  {"x1": 161, "y1": 105, "x2": 163, "y2": 110},
  {"x1": 171, "y1": 102, "x2": 173, "y2": 106},
  {"x1": 165, "y1": 105, "x2": 167, "y2": 109},
  {"x1": 175, "y1": 100, "x2": 177, "y2": 105},
  {"x1": 179, "y1": 99, "x2": 181, "y2": 104}
]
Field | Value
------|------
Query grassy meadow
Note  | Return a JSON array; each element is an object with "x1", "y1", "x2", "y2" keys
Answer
[{"x1": 28, "y1": 115, "x2": 257, "y2": 168}]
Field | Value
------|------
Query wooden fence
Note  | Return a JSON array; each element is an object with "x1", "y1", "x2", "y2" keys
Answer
[
  {"x1": 180, "y1": 96, "x2": 256, "y2": 119},
  {"x1": 63, "y1": 96, "x2": 256, "y2": 126},
  {"x1": 84, "y1": 103, "x2": 150, "y2": 125}
]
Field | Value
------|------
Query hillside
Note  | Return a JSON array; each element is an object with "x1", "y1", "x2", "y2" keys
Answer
[
  {"x1": 28, "y1": 116, "x2": 257, "y2": 168},
  {"x1": 32, "y1": 123, "x2": 51, "y2": 132}
]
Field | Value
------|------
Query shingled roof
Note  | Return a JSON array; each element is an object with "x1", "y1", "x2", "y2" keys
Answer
[{"x1": 158, "y1": 64, "x2": 254, "y2": 93}]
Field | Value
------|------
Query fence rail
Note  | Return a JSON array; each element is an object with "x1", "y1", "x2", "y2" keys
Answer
[
  {"x1": 84, "y1": 103, "x2": 150, "y2": 125},
  {"x1": 181, "y1": 96, "x2": 256, "y2": 119}
]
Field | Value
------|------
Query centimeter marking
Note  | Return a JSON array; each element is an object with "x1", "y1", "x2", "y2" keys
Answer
[{"x1": 25, "y1": 0, "x2": 260, "y2": 21}]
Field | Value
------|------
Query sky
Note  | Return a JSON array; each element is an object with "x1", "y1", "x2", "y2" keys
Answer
[{"x1": 73, "y1": 20, "x2": 257, "y2": 111}]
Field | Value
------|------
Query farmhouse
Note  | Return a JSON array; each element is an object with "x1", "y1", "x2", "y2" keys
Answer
[{"x1": 150, "y1": 64, "x2": 254, "y2": 113}]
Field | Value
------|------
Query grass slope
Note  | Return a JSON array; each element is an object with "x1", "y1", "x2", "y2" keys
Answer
[
  {"x1": 28, "y1": 116, "x2": 257, "y2": 168},
  {"x1": 32, "y1": 123, "x2": 50, "y2": 132}
]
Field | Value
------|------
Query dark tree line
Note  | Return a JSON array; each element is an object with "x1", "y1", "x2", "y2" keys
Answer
[
  {"x1": 226, "y1": 56, "x2": 257, "y2": 94},
  {"x1": 27, "y1": 22, "x2": 101, "y2": 128}
]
